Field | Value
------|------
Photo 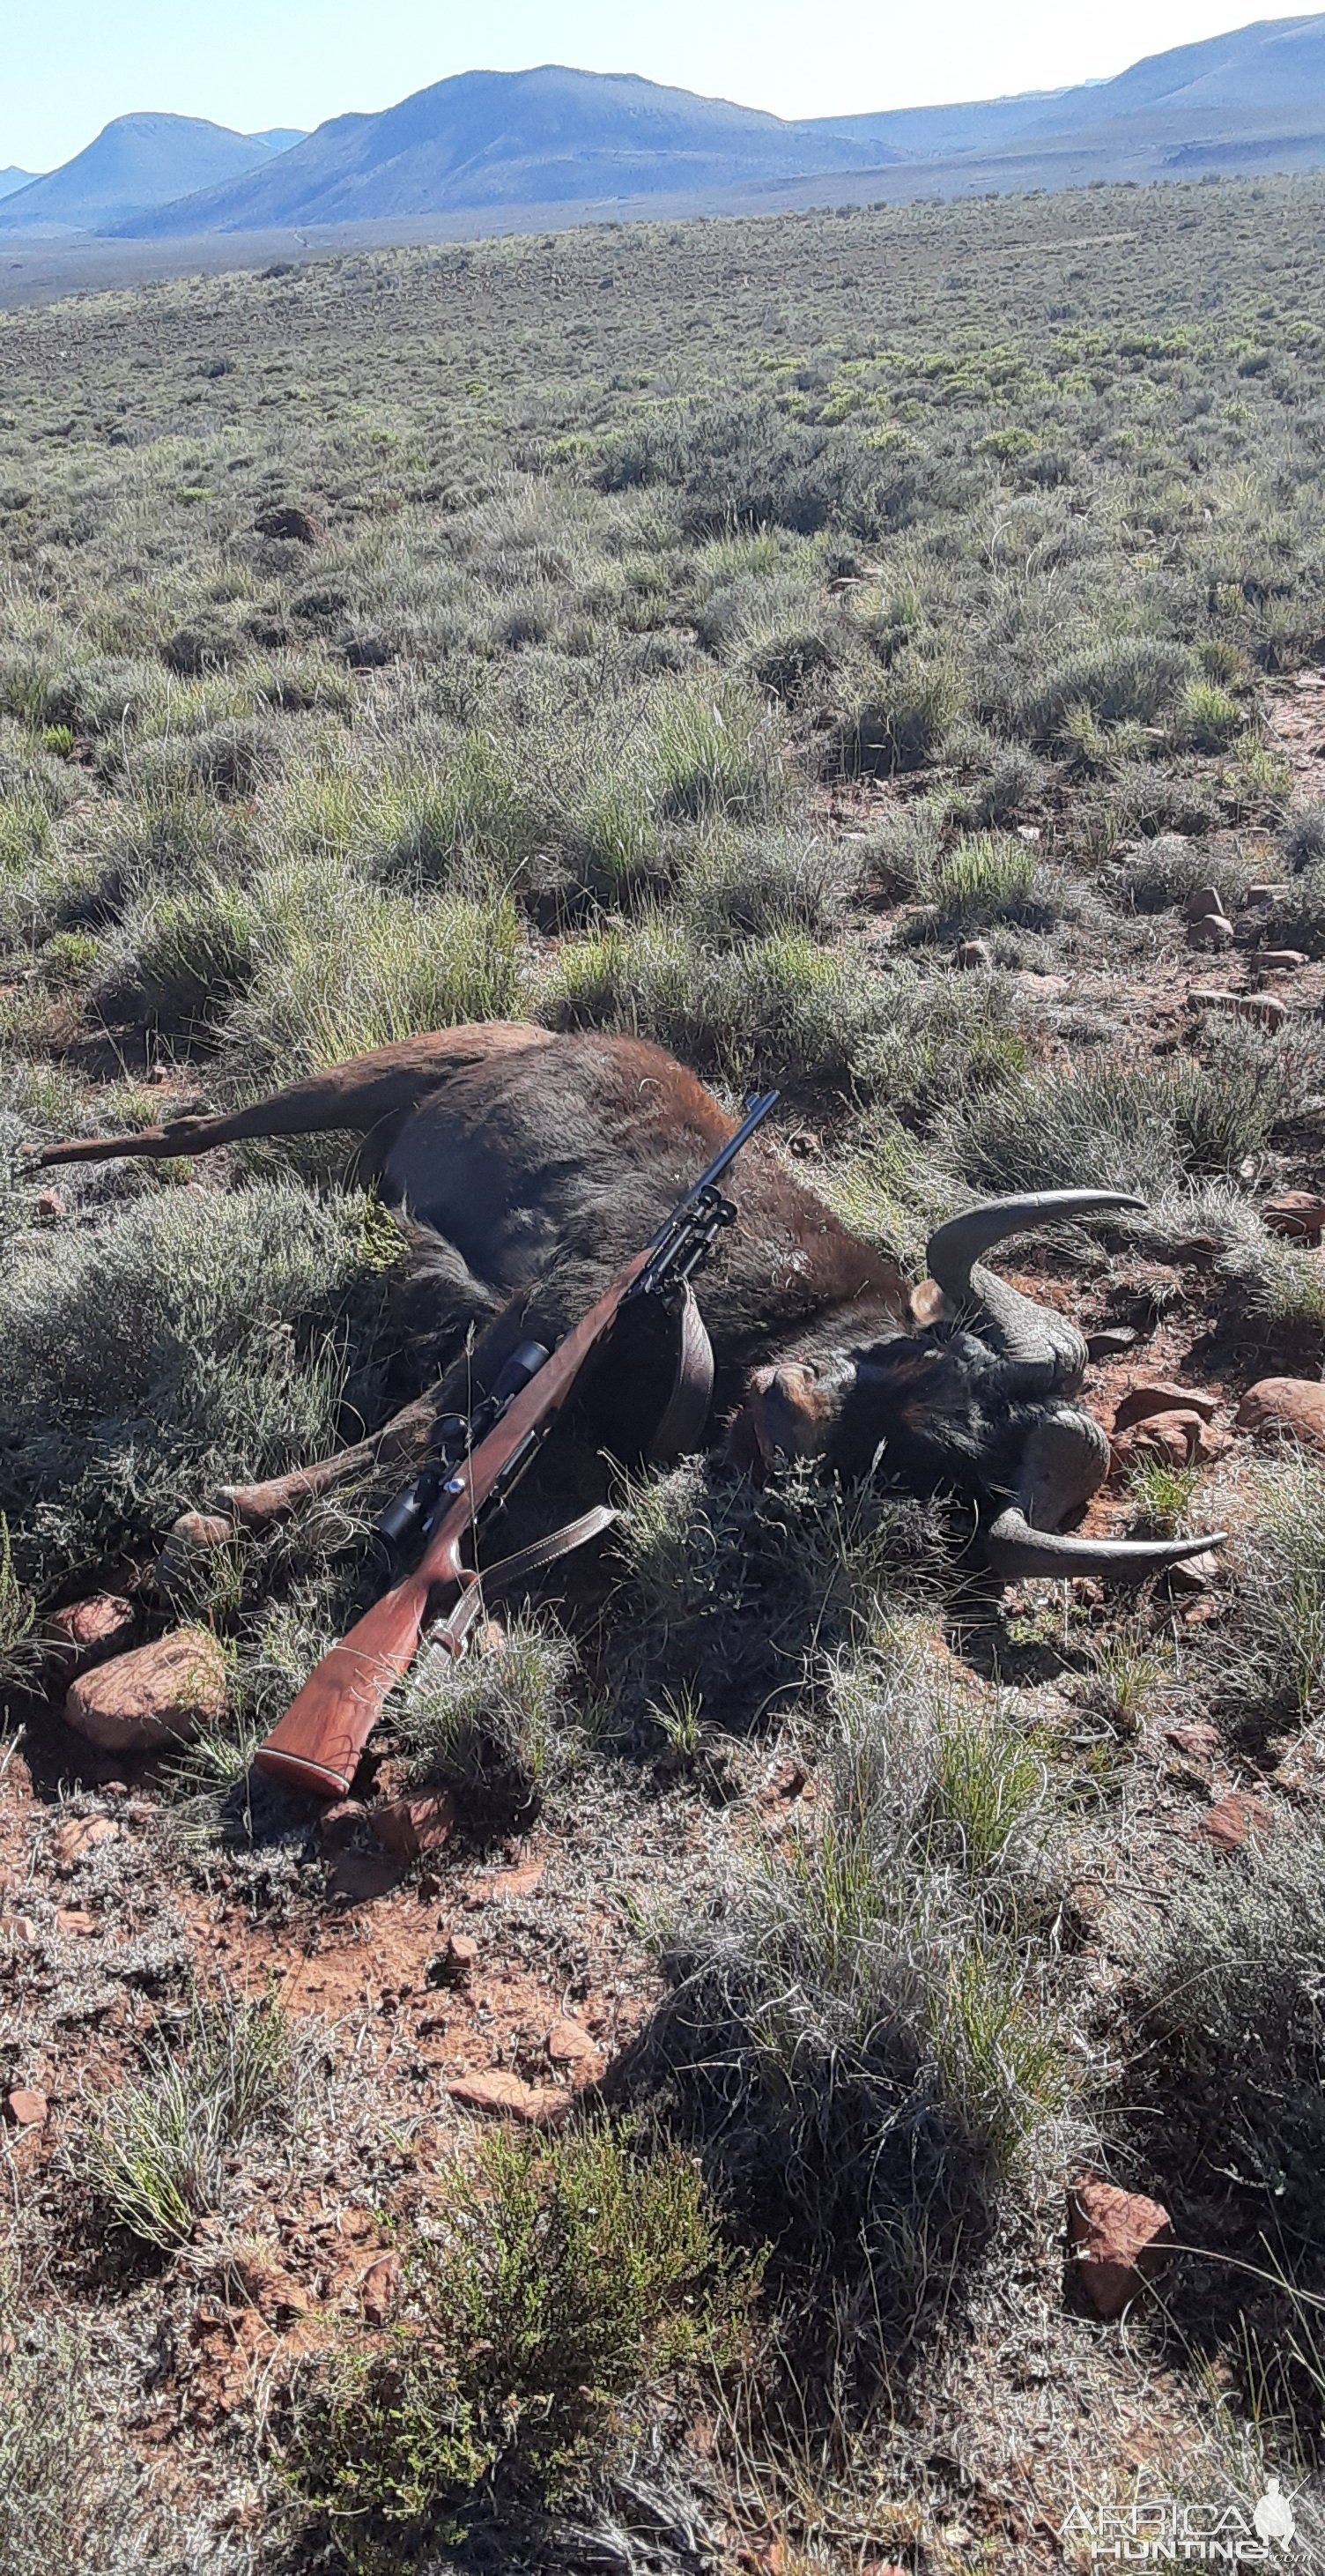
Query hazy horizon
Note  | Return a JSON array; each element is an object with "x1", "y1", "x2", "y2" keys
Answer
[{"x1": 4, "y1": 1, "x2": 1308, "y2": 173}]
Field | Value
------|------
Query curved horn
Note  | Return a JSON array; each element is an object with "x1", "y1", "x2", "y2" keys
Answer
[
  {"x1": 985, "y1": 1510, "x2": 1225, "y2": 1584},
  {"x1": 984, "y1": 1402, "x2": 1225, "y2": 1584},
  {"x1": 926, "y1": 1191, "x2": 1146, "y2": 1392}
]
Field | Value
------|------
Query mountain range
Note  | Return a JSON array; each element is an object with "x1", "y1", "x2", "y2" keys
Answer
[
  {"x1": 4, "y1": 15, "x2": 1325, "y2": 245},
  {"x1": 0, "y1": 116, "x2": 305, "y2": 237}
]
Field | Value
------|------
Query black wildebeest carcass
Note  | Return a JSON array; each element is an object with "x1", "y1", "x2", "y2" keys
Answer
[{"x1": 31, "y1": 1022, "x2": 1221, "y2": 1578}]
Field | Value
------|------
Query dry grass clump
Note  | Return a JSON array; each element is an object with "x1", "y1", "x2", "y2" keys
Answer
[
  {"x1": 78, "y1": 1990, "x2": 306, "y2": 2251},
  {"x1": 545, "y1": 917, "x2": 889, "y2": 1088},
  {"x1": 399, "y1": 1615, "x2": 580, "y2": 1821},
  {"x1": 654, "y1": 1626, "x2": 1074, "y2": 2366},
  {"x1": 942, "y1": 1032, "x2": 1300, "y2": 1198},
  {"x1": 0, "y1": 1178, "x2": 398, "y2": 1577}
]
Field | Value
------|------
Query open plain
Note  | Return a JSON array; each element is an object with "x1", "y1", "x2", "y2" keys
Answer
[{"x1": 4, "y1": 174, "x2": 1325, "y2": 2572}]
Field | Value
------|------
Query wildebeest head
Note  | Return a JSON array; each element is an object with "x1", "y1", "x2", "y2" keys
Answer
[{"x1": 740, "y1": 1190, "x2": 1223, "y2": 1581}]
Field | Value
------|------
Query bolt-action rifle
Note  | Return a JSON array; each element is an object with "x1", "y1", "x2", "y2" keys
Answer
[{"x1": 254, "y1": 1091, "x2": 778, "y2": 1799}]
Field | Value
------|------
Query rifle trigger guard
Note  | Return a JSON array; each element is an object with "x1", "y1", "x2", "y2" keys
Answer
[{"x1": 426, "y1": 1505, "x2": 620, "y2": 1659}]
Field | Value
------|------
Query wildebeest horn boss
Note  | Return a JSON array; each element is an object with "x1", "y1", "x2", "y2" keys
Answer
[{"x1": 32, "y1": 1023, "x2": 1223, "y2": 1580}]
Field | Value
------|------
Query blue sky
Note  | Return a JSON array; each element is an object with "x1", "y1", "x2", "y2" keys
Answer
[{"x1": 4, "y1": 0, "x2": 1292, "y2": 172}]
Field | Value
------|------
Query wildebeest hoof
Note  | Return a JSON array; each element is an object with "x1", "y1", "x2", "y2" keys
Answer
[{"x1": 152, "y1": 1510, "x2": 238, "y2": 1606}]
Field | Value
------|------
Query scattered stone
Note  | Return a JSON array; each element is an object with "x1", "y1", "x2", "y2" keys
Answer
[
  {"x1": 1066, "y1": 2179, "x2": 1174, "y2": 2319},
  {"x1": 328, "y1": 1850, "x2": 404, "y2": 1904},
  {"x1": 491, "y1": 1860, "x2": 544, "y2": 1901},
  {"x1": 1243, "y1": 882, "x2": 1288, "y2": 907},
  {"x1": 255, "y1": 503, "x2": 322, "y2": 545},
  {"x1": 45, "y1": 1594, "x2": 137, "y2": 1689},
  {"x1": 63, "y1": 1626, "x2": 226, "y2": 1753},
  {"x1": 431, "y1": 1931, "x2": 478, "y2": 1986},
  {"x1": 448, "y1": 2069, "x2": 569, "y2": 2127},
  {"x1": 360, "y1": 2253, "x2": 401, "y2": 2323},
  {"x1": 1085, "y1": 1327, "x2": 1137, "y2": 1361},
  {"x1": 1182, "y1": 884, "x2": 1227, "y2": 924},
  {"x1": 35, "y1": 1189, "x2": 64, "y2": 1221},
  {"x1": 1166, "y1": 1722, "x2": 1223, "y2": 1760},
  {"x1": 1112, "y1": 1411, "x2": 1215, "y2": 1473},
  {"x1": 56, "y1": 1908, "x2": 97, "y2": 1937},
  {"x1": 1165, "y1": 1551, "x2": 1223, "y2": 1594},
  {"x1": 317, "y1": 1800, "x2": 367, "y2": 1850},
  {"x1": 955, "y1": 939, "x2": 992, "y2": 970},
  {"x1": 373, "y1": 1790, "x2": 456, "y2": 1862},
  {"x1": 1114, "y1": 1382, "x2": 1219, "y2": 1432},
  {"x1": 547, "y1": 2018, "x2": 606, "y2": 2087},
  {"x1": 1263, "y1": 1191, "x2": 1325, "y2": 1242},
  {"x1": 1255, "y1": 949, "x2": 1308, "y2": 973},
  {"x1": 1188, "y1": 985, "x2": 1287, "y2": 1028},
  {"x1": 1200, "y1": 1791, "x2": 1273, "y2": 1852},
  {"x1": 1187, "y1": 910, "x2": 1235, "y2": 953},
  {"x1": 5, "y1": 2088, "x2": 47, "y2": 2128},
  {"x1": 52, "y1": 1814, "x2": 120, "y2": 1872},
  {"x1": 1237, "y1": 1377, "x2": 1325, "y2": 1452}
]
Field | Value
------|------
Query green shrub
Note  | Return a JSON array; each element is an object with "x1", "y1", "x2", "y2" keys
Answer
[
  {"x1": 97, "y1": 874, "x2": 259, "y2": 1028},
  {"x1": 1018, "y1": 635, "x2": 1189, "y2": 740},
  {"x1": 1180, "y1": 677, "x2": 1246, "y2": 750},
  {"x1": 942, "y1": 1043, "x2": 1294, "y2": 1198},
  {"x1": 920, "y1": 830, "x2": 1053, "y2": 933},
  {"x1": 545, "y1": 917, "x2": 886, "y2": 1087},
  {"x1": 288, "y1": 2123, "x2": 753, "y2": 2535}
]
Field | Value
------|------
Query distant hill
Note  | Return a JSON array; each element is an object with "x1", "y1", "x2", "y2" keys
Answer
[
  {"x1": 810, "y1": 12, "x2": 1325, "y2": 160},
  {"x1": 110, "y1": 64, "x2": 886, "y2": 237},
  {"x1": 0, "y1": 115, "x2": 282, "y2": 238},
  {"x1": 16, "y1": 15, "x2": 1325, "y2": 249},
  {"x1": 248, "y1": 130, "x2": 308, "y2": 154},
  {"x1": 0, "y1": 167, "x2": 36, "y2": 202}
]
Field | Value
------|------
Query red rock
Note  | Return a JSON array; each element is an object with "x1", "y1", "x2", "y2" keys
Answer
[
  {"x1": 328, "y1": 1850, "x2": 404, "y2": 1904},
  {"x1": 1263, "y1": 1192, "x2": 1325, "y2": 1242},
  {"x1": 433, "y1": 1931, "x2": 478, "y2": 1985},
  {"x1": 1114, "y1": 1382, "x2": 1219, "y2": 1432},
  {"x1": 56, "y1": 1908, "x2": 97, "y2": 1937},
  {"x1": 1188, "y1": 985, "x2": 1287, "y2": 1028},
  {"x1": 45, "y1": 1594, "x2": 137, "y2": 1689},
  {"x1": 52, "y1": 1814, "x2": 120, "y2": 1872},
  {"x1": 955, "y1": 939, "x2": 992, "y2": 970},
  {"x1": 491, "y1": 1860, "x2": 544, "y2": 1901},
  {"x1": 1165, "y1": 1722, "x2": 1222, "y2": 1760},
  {"x1": 35, "y1": 1189, "x2": 64, "y2": 1221},
  {"x1": 1237, "y1": 1378, "x2": 1325, "y2": 1452},
  {"x1": 373, "y1": 1791, "x2": 456, "y2": 1861},
  {"x1": 1165, "y1": 1551, "x2": 1223, "y2": 1593},
  {"x1": 546, "y1": 2018, "x2": 605, "y2": 2087},
  {"x1": 1187, "y1": 910, "x2": 1234, "y2": 953},
  {"x1": 1182, "y1": 884, "x2": 1226, "y2": 924},
  {"x1": 360, "y1": 2253, "x2": 401, "y2": 2322},
  {"x1": 5, "y1": 2088, "x2": 47, "y2": 2127},
  {"x1": 10, "y1": 1916, "x2": 38, "y2": 1947},
  {"x1": 448, "y1": 2069, "x2": 569, "y2": 2126},
  {"x1": 1067, "y1": 2179, "x2": 1173, "y2": 2319},
  {"x1": 63, "y1": 1628, "x2": 226, "y2": 1753},
  {"x1": 317, "y1": 1800, "x2": 366, "y2": 1849},
  {"x1": 255, "y1": 503, "x2": 323, "y2": 546},
  {"x1": 1200, "y1": 1791, "x2": 1273, "y2": 1852},
  {"x1": 1256, "y1": 950, "x2": 1308, "y2": 972},
  {"x1": 1112, "y1": 1411, "x2": 1214, "y2": 1474}
]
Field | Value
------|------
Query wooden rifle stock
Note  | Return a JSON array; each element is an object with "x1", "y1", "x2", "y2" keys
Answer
[{"x1": 254, "y1": 1247, "x2": 651, "y2": 1799}]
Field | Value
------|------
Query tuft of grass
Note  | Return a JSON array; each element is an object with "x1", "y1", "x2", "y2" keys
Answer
[
  {"x1": 399, "y1": 1616, "x2": 577, "y2": 1820},
  {"x1": 286, "y1": 2121, "x2": 755, "y2": 2538},
  {"x1": 544, "y1": 915, "x2": 889, "y2": 1088},
  {"x1": 1126, "y1": 1456, "x2": 1203, "y2": 1538},
  {"x1": 78, "y1": 1991, "x2": 301, "y2": 2250},
  {"x1": 657, "y1": 1629, "x2": 1074, "y2": 2369},
  {"x1": 942, "y1": 1040, "x2": 1296, "y2": 1199},
  {"x1": 1221, "y1": 1453, "x2": 1325, "y2": 1721},
  {"x1": 921, "y1": 830, "x2": 1054, "y2": 934}
]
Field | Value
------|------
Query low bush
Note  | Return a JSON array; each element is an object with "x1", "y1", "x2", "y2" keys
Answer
[
  {"x1": 942, "y1": 1041, "x2": 1296, "y2": 1198},
  {"x1": 916, "y1": 830, "x2": 1056, "y2": 936},
  {"x1": 1015, "y1": 635, "x2": 1189, "y2": 740},
  {"x1": 287, "y1": 2122, "x2": 754, "y2": 2540},
  {"x1": 0, "y1": 1177, "x2": 397, "y2": 1575}
]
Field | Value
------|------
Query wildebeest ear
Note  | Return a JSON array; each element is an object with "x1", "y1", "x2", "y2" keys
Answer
[{"x1": 908, "y1": 1277, "x2": 951, "y2": 1329}]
